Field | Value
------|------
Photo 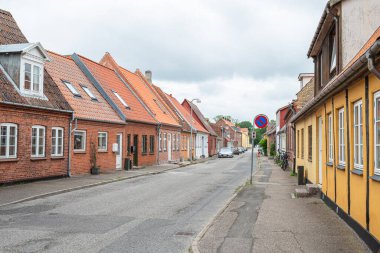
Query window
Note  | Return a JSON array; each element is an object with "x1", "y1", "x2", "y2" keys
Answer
[
  {"x1": 22, "y1": 61, "x2": 43, "y2": 95},
  {"x1": 74, "y1": 130, "x2": 86, "y2": 151},
  {"x1": 159, "y1": 133, "x2": 162, "y2": 152},
  {"x1": 163, "y1": 133, "x2": 167, "y2": 151},
  {"x1": 338, "y1": 108, "x2": 345, "y2": 165},
  {"x1": 353, "y1": 101, "x2": 363, "y2": 169},
  {"x1": 127, "y1": 134, "x2": 131, "y2": 155},
  {"x1": 113, "y1": 91, "x2": 130, "y2": 108},
  {"x1": 375, "y1": 92, "x2": 380, "y2": 175},
  {"x1": 330, "y1": 32, "x2": 337, "y2": 73},
  {"x1": 31, "y1": 125, "x2": 45, "y2": 157},
  {"x1": 142, "y1": 135, "x2": 147, "y2": 154},
  {"x1": 81, "y1": 85, "x2": 97, "y2": 100},
  {"x1": 51, "y1": 127, "x2": 63, "y2": 156},
  {"x1": 98, "y1": 132, "x2": 108, "y2": 151},
  {"x1": 177, "y1": 134, "x2": 180, "y2": 151},
  {"x1": 301, "y1": 129, "x2": 304, "y2": 159},
  {"x1": 173, "y1": 134, "x2": 176, "y2": 151},
  {"x1": 297, "y1": 130, "x2": 300, "y2": 158},
  {"x1": 63, "y1": 81, "x2": 81, "y2": 96},
  {"x1": 328, "y1": 114, "x2": 333, "y2": 162},
  {"x1": 149, "y1": 135, "x2": 154, "y2": 153},
  {"x1": 308, "y1": 126, "x2": 312, "y2": 161},
  {"x1": 0, "y1": 123, "x2": 17, "y2": 158}
]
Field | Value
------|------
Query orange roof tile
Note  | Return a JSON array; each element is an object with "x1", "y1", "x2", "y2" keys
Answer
[
  {"x1": 45, "y1": 51, "x2": 124, "y2": 123},
  {"x1": 78, "y1": 55, "x2": 157, "y2": 125},
  {"x1": 165, "y1": 93, "x2": 209, "y2": 134}
]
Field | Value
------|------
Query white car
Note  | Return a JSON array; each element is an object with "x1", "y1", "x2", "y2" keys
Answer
[{"x1": 218, "y1": 147, "x2": 234, "y2": 158}]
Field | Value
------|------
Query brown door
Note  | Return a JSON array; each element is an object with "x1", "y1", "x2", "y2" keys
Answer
[{"x1": 133, "y1": 135, "x2": 138, "y2": 166}]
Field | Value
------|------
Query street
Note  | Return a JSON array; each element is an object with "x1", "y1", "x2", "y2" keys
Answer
[{"x1": 0, "y1": 152, "x2": 254, "y2": 253}]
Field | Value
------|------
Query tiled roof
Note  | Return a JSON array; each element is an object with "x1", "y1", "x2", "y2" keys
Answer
[
  {"x1": 45, "y1": 51, "x2": 124, "y2": 124},
  {"x1": 0, "y1": 9, "x2": 27, "y2": 44},
  {"x1": 78, "y1": 55, "x2": 157, "y2": 125},
  {"x1": 183, "y1": 99, "x2": 217, "y2": 136},
  {"x1": 165, "y1": 93, "x2": 209, "y2": 134},
  {"x1": 0, "y1": 9, "x2": 71, "y2": 112}
]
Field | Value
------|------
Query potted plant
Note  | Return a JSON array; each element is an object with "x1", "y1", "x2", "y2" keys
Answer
[{"x1": 90, "y1": 141, "x2": 100, "y2": 175}]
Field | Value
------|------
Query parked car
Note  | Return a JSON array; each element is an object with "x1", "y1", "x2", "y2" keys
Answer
[
  {"x1": 218, "y1": 147, "x2": 234, "y2": 158},
  {"x1": 238, "y1": 147, "x2": 245, "y2": 153},
  {"x1": 233, "y1": 147, "x2": 240, "y2": 155}
]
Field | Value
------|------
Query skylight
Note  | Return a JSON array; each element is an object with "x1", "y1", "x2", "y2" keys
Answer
[
  {"x1": 63, "y1": 81, "x2": 81, "y2": 97},
  {"x1": 81, "y1": 85, "x2": 97, "y2": 100},
  {"x1": 113, "y1": 91, "x2": 130, "y2": 108}
]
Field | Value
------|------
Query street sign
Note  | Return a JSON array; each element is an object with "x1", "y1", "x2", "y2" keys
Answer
[{"x1": 254, "y1": 114, "x2": 269, "y2": 129}]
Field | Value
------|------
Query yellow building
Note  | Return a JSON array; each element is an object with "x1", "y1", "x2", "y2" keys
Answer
[
  {"x1": 293, "y1": 1, "x2": 380, "y2": 250},
  {"x1": 241, "y1": 128, "x2": 250, "y2": 148}
]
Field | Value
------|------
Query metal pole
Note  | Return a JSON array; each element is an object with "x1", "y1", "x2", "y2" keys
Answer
[{"x1": 250, "y1": 132, "x2": 255, "y2": 185}]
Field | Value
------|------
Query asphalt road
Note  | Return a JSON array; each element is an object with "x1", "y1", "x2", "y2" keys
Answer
[{"x1": 0, "y1": 151, "x2": 255, "y2": 253}]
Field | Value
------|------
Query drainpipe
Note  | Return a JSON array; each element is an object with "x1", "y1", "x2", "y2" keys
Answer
[
  {"x1": 367, "y1": 52, "x2": 380, "y2": 79},
  {"x1": 156, "y1": 123, "x2": 161, "y2": 165}
]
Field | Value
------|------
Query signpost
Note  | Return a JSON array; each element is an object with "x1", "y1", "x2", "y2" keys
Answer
[{"x1": 250, "y1": 114, "x2": 269, "y2": 184}]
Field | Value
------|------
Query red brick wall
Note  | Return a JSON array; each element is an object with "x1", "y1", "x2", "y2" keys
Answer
[
  {"x1": 208, "y1": 135, "x2": 217, "y2": 156},
  {"x1": 158, "y1": 125, "x2": 181, "y2": 163},
  {"x1": 0, "y1": 105, "x2": 71, "y2": 183},
  {"x1": 71, "y1": 120, "x2": 126, "y2": 174}
]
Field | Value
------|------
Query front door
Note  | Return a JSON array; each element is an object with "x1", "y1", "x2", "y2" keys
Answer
[
  {"x1": 133, "y1": 135, "x2": 138, "y2": 166},
  {"x1": 116, "y1": 133, "x2": 122, "y2": 170},
  {"x1": 168, "y1": 134, "x2": 172, "y2": 161},
  {"x1": 318, "y1": 117, "x2": 323, "y2": 184},
  {"x1": 201, "y1": 136, "x2": 205, "y2": 157}
]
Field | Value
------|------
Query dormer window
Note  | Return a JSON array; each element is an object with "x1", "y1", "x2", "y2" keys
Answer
[
  {"x1": 329, "y1": 30, "x2": 337, "y2": 74},
  {"x1": 22, "y1": 61, "x2": 43, "y2": 95}
]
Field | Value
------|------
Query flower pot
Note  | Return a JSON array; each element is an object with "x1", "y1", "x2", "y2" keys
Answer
[{"x1": 91, "y1": 167, "x2": 100, "y2": 175}]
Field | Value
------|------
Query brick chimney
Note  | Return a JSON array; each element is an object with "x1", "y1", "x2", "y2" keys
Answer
[{"x1": 145, "y1": 70, "x2": 152, "y2": 83}]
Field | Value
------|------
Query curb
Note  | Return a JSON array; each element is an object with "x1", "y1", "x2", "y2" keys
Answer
[
  {"x1": 191, "y1": 159, "x2": 263, "y2": 253},
  {"x1": 0, "y1": 156, "x2": 216, "y2": 208}
]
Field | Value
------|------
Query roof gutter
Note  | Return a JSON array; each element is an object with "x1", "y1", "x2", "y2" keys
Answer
[
  {"x1": 0, "y1": 101, "x2": 73, "y2": 114},
  {"x1": 291, "y1": 39, "x2": 380, "y2": 123}
]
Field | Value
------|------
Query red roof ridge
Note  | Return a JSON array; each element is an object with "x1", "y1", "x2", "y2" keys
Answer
[{"x1": 76, "y1": 53, "x2": 115, "y2": 72}]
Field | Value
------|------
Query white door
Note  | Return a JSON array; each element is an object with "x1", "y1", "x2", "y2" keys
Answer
[
  {"x1": 201, "y1": 136, "x2": 205, "y2": 157},
  {"x1": 318, "y1": 117, "x2": 323, "y2": 184},
  {"x1": 116, "y1": 133, "x2": 122, "y2": 170},
  {"x1": 168, "y1": 134, "x2": 172, "y2": 161}
]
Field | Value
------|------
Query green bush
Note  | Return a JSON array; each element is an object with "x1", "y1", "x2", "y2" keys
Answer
[
  {"x1": 258, "y1": 138, "x2": 267, "y2": 156},
  {"x1": 270, "y1": 143, "x2": 276, "y2": 157}
]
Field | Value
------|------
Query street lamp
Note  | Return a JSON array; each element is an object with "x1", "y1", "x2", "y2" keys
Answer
[{"x1": 190, "y1": 98, "x2": 201, "y2": 162}]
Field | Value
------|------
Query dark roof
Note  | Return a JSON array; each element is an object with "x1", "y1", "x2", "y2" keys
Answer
[
  {"x1": 0, "y1": 9, "x2": 27, "y2": 44},
  {"x1": 0, "y1": 9, "x2": 71, "y2": 112},
  {"x1": 184, "y1": 99, "x2": 217, "y2": 136}
]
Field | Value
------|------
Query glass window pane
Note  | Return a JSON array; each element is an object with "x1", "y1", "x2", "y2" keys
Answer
[{"x1": 33, "y1": 65, "x2": 40, "y2": 92}]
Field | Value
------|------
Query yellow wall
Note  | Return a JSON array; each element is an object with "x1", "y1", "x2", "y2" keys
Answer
[{"x1": 242, "y1": 132, "x2": 249, "y2": 148}]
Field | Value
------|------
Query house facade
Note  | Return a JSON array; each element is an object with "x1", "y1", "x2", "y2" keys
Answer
[
  {"x1": 275, "y1": 105, "x2": 289, "y2": 153},
  {"x1": 241, "y1": 128, "x2": 250, "y2": 149},
  {"x1": 292, "y1": 0, "x2": 380, "y2": 249},
  {"x1": 0, "y1": 10, "x2": 73, "y2": 183},
  {"x1": 214, "y1": 118, "x2": 242, "y2": 148}
]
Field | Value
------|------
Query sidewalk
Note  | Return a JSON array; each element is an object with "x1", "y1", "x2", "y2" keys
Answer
[
  {"x1": 0, "y1": 157, "x2": 213, "y2": 207},
  {"x1": 196, "y1": 158, "x2": 370, "y2": 253}
]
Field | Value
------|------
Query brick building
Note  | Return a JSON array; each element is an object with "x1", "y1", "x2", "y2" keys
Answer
[
  {"x1": 214, "y1": 118, "x2": 242, "y2": 148},
  {"x1": 0, "y1": 10, "x2": 72, "y2": 183}
]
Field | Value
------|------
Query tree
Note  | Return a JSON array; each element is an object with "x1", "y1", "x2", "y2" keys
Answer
[
  {"x1": 259, "y1": 138, "x2": 267, "y2": 156},
  {"x1": 236, "y1": 121, "x2": 253, "y2": 130},
  {"x1": 213, "y1": 115, "x2": 236, "y2": 123},
  {"x1": 253, "y1": 127, "x2": 266, "y2": 146}
]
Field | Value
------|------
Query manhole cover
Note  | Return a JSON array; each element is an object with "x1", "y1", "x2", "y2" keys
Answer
[{"x1": 175, "y1": 231, "x2": 195, "y2": 236}]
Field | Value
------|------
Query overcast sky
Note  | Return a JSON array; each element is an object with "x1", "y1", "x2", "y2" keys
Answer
[{"x1": 3, "y1": 0, "x2": 325, "y2": 122}]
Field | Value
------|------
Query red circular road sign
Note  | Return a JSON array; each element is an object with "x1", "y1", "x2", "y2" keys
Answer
[{"x1": 254, "y1": 114, "x2": 269, "y2": 129}]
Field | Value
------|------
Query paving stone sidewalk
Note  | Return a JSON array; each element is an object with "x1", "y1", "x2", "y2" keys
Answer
[
  {"x1": 0, "y1": 158, "x2": 214, "y2": 207},
  {"x1": 197, "y1": 157, "x2": 370, "y2": 253}
]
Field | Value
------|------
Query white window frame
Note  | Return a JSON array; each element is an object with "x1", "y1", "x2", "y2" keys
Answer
[
  {"x1": 98, "y1": 132, "x2": 108, "y2": 151},
  {"x1": 63, "y1": 80, "x2": 81, "y2": 96},
  {"x1": 51, "y1": 127, "x2": 64, "y2": 157},
  {"x1": 328, "y1": 114, "x2": 333, "y2": 162},
  {"x1": 353, "y1": 101, "x2": 363, "y2": 169},
  {"x1": 81, "y1": 85, "x2": 97, "y2": 100},
  {"x1": 173, "y1": 134, "x2": 176, "y2": 151},
  {"x1": 31, "y1": 125, "x2": 45, "y2": 158},
  {"x1": 0, "y1": 123, "x2": 17, "y2": 159},
  {"x1": 375, "y1": 91, "x2": 380, "y2": 175},
  {"x1": 159, "y1": 133, "x2": 162, "y2": 152},
  {"x1": 74, "y1": 130, "x2": 86, "y2": 152},
  {"x1": 330, "y1": 35, "x2": 337, "y2": 73},
  {"x1": 338, "y1": 108, "x2": 345, "y2": 166},
  {"x1": 113, "y1": 91, "x2": 130, "y2": 108},
  {"x1": 163, "y1": 133, "x2": 167, "y2": 151},
  {"x1": 20, "y1": 58, "x2": 44, "y2": 97}
]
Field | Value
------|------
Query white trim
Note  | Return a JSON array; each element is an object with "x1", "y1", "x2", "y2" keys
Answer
[
  {"x1": 113, "y1": 91, "x2": 129, "y2": 108},
  {"x1": 31, "y1": 125, "x2": 45, "y2": 158},
  {"x1": 97, "y1": 132, "x2": 108, "y2": 151},
  {"x1": 51, "y1": 127, "x2": 64, "y2": 157},
  {"x1": 81, "y1": 85, "x2": 97, "y2": 100},
  {"x1": 328, "y1": 113, "x2": 333, "y2": 162},
  {"x1": 74, "y1": 130, "x2": 86, "y2": 152},
  {"x1": 0, "y1": 123, "x2": 17, "y2": 159},
  {"x1": 63, "y1": 80, "x2": 81, "y2": 96},
  {"x1": 20, "y1": 58, "x2": 44, "y2": 97},
  {"x1": 353, "y1": 100, "x2": 363, "y2": 169},
  {"x1": 374, "y1": 91, "x2": 380, "y2": 175},
  {"x1": 338, "y1": 108, "x2": 345, "y2": 166}
]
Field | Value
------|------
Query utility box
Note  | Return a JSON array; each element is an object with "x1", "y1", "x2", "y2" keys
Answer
[
  {"x1": 112, "y1": 143, "x2": 118, "y2": 152},
  {"x1": 298, "y1": 166, "x2": 305, "y2": 185}
]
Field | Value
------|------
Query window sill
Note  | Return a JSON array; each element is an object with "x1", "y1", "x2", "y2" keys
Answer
[
  {"x1": 149, "y1": 152, "x2": 155, "y2": 155},
  {"x1": 51, "y1": 156, "x2": 65, "y2": 160},
  {"x1": 73, "y1": 151, "x2": 86, "y2": 154},
  {"x1": 351, "y1": 168, "x2": 363, "y2": 176},
  {"x1": 336, "y1": 164, "x2": 346, "y2": 171},
  {"x1": 0, "y1": 158, "x2": 19, "y2": 162},
  {"x1": 97, "y1": 150, "x2": 108, "y2": 153},
  {"x1": 326, "y1": 162, "x2": 334, "y2": 167},
  {"x1": 142, "y1": 153, "x2": 147, "y2": 156},
  {"x1": 31, "y1": 157, "x2": 47, "y2": 161},
  {"x1": 371, "y1": 174, "x2": 380, "y2": 182}
]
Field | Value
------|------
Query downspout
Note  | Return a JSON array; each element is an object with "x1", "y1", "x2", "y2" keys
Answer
[
  {"x1": 156, "y1": 123, "x2": 161, "y2": 165},
  {"x1": 367, "y1": 52, "x2": 380, "y2": 79}
]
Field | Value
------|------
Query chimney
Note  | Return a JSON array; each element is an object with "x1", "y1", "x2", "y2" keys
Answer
[{"x1": 145, "y1": 70, "x2": 152, "y2": 83}]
